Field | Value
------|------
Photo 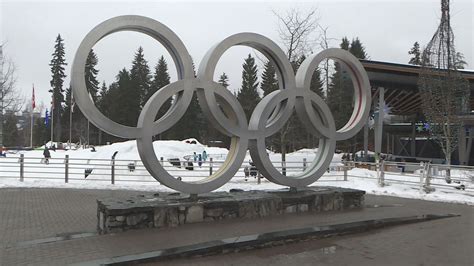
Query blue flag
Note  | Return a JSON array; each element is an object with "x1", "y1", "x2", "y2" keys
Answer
[{"x1": 45, "y1": 109, "x2": 50, "y2": 127}]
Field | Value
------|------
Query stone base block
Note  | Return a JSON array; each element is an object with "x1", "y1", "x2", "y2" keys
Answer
[{"x1": 97, "y1": 186, "x2": 365, "y2": 234}]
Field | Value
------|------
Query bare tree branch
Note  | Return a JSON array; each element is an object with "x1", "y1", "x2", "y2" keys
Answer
[
  {"x1": 271, "y1": 7, "x2": 321, "y2": 166},
  {"x1": 1, "y1": 44, "x2": 24, "y2": 147},
  {"x1": 418, "y1": 0, "x2": 470, "y2": 173},
  {"x1": 272, "y1": 7, "x2": 320, "y2": 62}
]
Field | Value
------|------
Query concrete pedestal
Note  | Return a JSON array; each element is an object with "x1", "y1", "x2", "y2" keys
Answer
[{"x1": 97, "y1": 186, "x2": 365, "y2": 234}]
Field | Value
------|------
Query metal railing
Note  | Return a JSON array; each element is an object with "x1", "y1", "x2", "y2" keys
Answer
[
  {"x1": 0, "y1": 155, "x2": 347, "y2": 184},
  {"x1": 0, "y1": 155, "x2": 473, "y2": 194},
  {"x1": 351, "y1": 160, "x2": 474, "y2": 193}
]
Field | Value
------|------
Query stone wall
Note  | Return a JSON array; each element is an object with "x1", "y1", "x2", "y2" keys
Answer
[{"x1": 97, "y1": 187, "x2": 365, "y2": 234}]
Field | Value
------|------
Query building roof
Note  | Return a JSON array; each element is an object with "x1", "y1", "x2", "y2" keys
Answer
[{"x1": 360, "y1": 59, "x2": 474, "y2": 116}]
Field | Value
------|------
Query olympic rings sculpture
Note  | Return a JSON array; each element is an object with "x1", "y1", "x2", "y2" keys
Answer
[{"x1": 71, "y1": 15, "x2": 371, "y2": 194}]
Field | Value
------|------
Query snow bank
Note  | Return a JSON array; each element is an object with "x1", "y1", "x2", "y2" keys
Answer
[{"x1": 1, "y1": 139, "x2": 472, "y2": 205}]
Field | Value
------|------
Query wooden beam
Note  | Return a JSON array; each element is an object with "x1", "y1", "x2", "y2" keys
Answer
[
  {"x1": 389, "y1": 91, "x2": 413, "y2": 111},
  {"x1": 397, "y1": 137, "x2": 410, "y2": 156},
  {"x1": 403, "y1": 100, "x2": 423, "y2": 114},
  {"x1": 395, "y1": 92, "x2": 421, "y2": 111},
  {"x1": 385, "y1": 89, "x2": 402, "y2": 104}
]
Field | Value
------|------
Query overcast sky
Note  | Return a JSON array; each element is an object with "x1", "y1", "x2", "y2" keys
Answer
[{"x1": 1, "y1": 0, "x2": 472, "y2": 110}]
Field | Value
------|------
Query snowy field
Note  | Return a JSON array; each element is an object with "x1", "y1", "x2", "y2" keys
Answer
[{"x1": 0, "y1": 139, "x2": 472, "y2": 205}]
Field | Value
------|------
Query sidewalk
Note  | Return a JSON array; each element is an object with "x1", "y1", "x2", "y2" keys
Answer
[{"x1": 0, "y1": 188, "x2": 472, "y2": 265}]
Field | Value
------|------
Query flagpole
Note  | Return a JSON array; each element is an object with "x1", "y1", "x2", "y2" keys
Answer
[
  {"x1": 69, "y1": 91, "x2": 73, "y2": 149},
  {"x1": 50, "y1": 98, "x2": 54, "y2": 146},
  {"x1": 30, "y1": 108, "x2": 33, "y2": 148},
  {"x1": 30, "y1": 84, "x2": 35, "y2": 148},
  {"x1": 87, "y1": 120, "x2": 90, "y2": 148}
]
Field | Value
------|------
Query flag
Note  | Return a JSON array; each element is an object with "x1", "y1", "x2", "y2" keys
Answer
[
  {"x1": 45, "y1": 109, "x2": 50, "y2": 127},
  {"x1": 32, "y1": 85, "x2": 36, "y2": 110}
]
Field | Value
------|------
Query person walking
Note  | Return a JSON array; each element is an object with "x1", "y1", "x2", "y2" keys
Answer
[
  {"x1": 244, "y1": 166, "x2": 250, "y2": 181},
  {"x1": 43, "y1": 146, "x2": 51, "y2": 165},
  {"x1": 198, "y1": 154, "x2": 203, "y2": 167},
  {"x1": 202, "y1": 150, "x2": 208, "y2": 162}
]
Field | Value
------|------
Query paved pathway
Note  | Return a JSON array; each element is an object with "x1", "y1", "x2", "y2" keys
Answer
[{"x1": 0, "y1": 188, "x2": 472, "y2": 265}]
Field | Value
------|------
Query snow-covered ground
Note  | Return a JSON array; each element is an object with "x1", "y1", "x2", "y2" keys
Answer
[{"x1": 0, "y1": 139, "x2": 472, "y2": 205}]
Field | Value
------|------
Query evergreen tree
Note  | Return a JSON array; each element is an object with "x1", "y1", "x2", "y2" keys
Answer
[
  {"x1": 293, "y1": 54, "x2": 324, "y2": 149},
  {"x1": 33, "y1": 115, "x2": 48, "y2": 146},
  {"x1": 340, "y1": 37, "x2": 350, "y2": 50},
  {"x1": 326, "y1": 37, "x2": 368, "y2": 152},
  {"x1": 98, "y1": 79, "x2": 127, "y2": 143},
  {"x1": 113, "y1": 68, "x2": 136, "y2": 126},
  {"x1": 96, "y1": 81, "x2": 108, "y2": 144},
  {"x1": 408, "y1": 42, "x2": 422, "y2": 65},
  {"x1": 130, "y1": 47, "x2": 151, "y2": 107},
  {"x1": 85, "y1": 49, "x2": 100, "y2": 103},
  {"x1": 260, "y1": 61, "x2": 279, "y2": 97},
  {"x1": 310, "y1": 68, "x2": 324, "y2": 98},
  {"x1": 170, "y1": 94, "x2": 203, "y2": 140},
  {"x1": 62, "y1": 49, "x2": 100, "y2": 144},
  {"x1": 146, "y1": 56, "x2": 172, "y2": 139},
  {"x1": 296, "y1": 55, "x2": 324, "y2": 98},
  {"x1": 237, "y1": 54, "x2": 260, "y2": 120},
  {"x1": 167, "y1": 61, "x2": 204, "y2": 141},
  {"x1": 349, "y1": 38, "x2": 367, "y2": 59},
  {"x1": 3, "y1": 112, "x2": 19, "y2": 146},
  {"x1": 98, "y1": 81, "x2": 109, "y2": 113},
  {"x1": 454, "y1": 52, "x2": 467, "y2": 69},
  {"x1": 327, "y1": 37, "x2": 366, "y2": 129},
  {"x1": 149, "y1": 56, "x2": 171, "y2": 120},
  {"x1": 148, "y1": 56, "x2": 171, "y2": 101},
  {"x1": 62, "y1": 86, "x2": 73, "y2": 141},
  {"x1": 218, "y1": 72, "x2": 230, "y2": 89},
  {"x1": 49, "y1": 34, "x2": 67, "y2": 141}
]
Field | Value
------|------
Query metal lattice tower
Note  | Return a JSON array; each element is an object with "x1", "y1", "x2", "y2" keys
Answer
[
  {"x1": 0, "y1": 44, "x2": 4, "y2": 148},
  {"x1": 418, "y1": 0, "x2": 470, "y2": 165}
]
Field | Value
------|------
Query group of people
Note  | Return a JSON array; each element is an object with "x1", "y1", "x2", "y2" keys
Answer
[
  {"x1": 192, "y1": 151, "x2": 208, "y2": 167},
  {"x1": 341, "y1": 153, "x2": 362, "y2": 162},
  {"x1": 243, "y1": 161, "x2": 258, "y2": 181}
]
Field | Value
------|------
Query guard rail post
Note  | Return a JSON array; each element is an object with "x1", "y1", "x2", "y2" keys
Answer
[
  {"x1": 344, "y1": 161, "x2": 348, "y2": 181},
  {"x1": 209, "y1": 158, "x2": 213, "y2": 175},
  {"x1": 111, "y1": 151, "x2": 118, "y2": 185},
  {"x1": 424, "y1": 162, "x2": 434, "y2": 193},
  {"x1": 111, "y1": 159, "x2": 115, "y2": 185},
  {"x1": 379, "y1": 160, "x2": 385, "y2": 187},
  {"x1": 419, "y1": 162, "x2": 425, "y2": 193},
  {"x1": 65, "y1": 155, "x2": 69, "y2": 183},
  {"x1": 20, "y1": 154, "x2": 24, "y2": 182},
  {"x1": 303, "y1": 158, "x2": 307, "y2": 171}
]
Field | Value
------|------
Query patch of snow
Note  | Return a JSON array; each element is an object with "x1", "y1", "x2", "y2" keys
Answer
[{"x1": 1, "y1": 139, "x2": 472, "y2": 205}]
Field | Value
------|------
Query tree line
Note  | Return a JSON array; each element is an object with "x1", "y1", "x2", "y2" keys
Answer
[
  {"x1": 3, "y1": 7, "x2": 373, "y2": 156},
  {"x1": 3, "y1": 34, "x2": 370, "y2": 154}
]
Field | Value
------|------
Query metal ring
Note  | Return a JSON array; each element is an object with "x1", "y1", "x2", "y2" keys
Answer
[
  {"x1": 71, "y1": 15, "x2": 194, "y2": 139},
  {"x1": 248, "y1": 89, "x2": 336, "y2": 187},
  {"x1": 137, "y1": 81, "x2": 248, "y2": 194},
  {"x1": 72, "y1": 16, "x2": 372, "y2": 194},
  {"x1": 198, "y1": 33, "x2": 297, "y2": 137},
  {"x1": 295, "y1": 48, "x2": 371, "y2": 141}
]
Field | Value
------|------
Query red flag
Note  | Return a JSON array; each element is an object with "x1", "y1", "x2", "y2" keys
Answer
[{"x1": 32, "y1": 84, "x2": 36, "y2": 110}]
